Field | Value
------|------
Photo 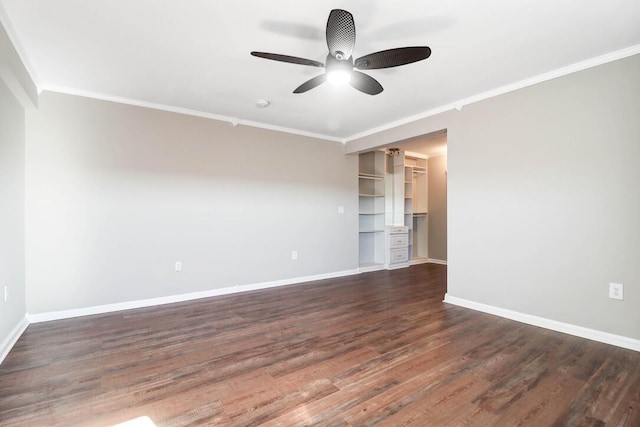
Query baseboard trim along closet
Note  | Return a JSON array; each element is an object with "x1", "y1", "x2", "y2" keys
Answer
[
  {"x1": 27, "y1": 268, "x2": 361, "y2": 324},
  {"x1": 358, "y1": 265, "x2": 386, "y2": 273},
  {"x1": 0, "y1": 317, "x2": 29, "y2": 366},
  {"x1": 428, "y1": 259, "x2": 448, "y2": 265},
  {"x1": 443, "y1": 294, "x2": 640, "y2": 352}
]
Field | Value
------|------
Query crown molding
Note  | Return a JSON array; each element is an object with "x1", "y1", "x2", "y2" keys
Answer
[
  {"x1": 6, "y1": 0, "x2": 637, "y2": 148},
  {"x1": 0, "y1": 2, "x2": 41, "y2": 90},
  {"x1": 343, "y1": 44, "x2": 640, "y2": 143},
  {"x1": 344, "y1": 103, "x2": 455, "y2": 143},
  {"x1": 40, "y1": 85, "x2": 346, "y2": 144},
  {"x1": 448, "y1": 44, "x2": 640, "y2": 112}
]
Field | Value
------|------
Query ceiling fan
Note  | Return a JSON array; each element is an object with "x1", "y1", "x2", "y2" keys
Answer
[{"x1": 251, "y1": 9, "x2": 432, "y2": 95}]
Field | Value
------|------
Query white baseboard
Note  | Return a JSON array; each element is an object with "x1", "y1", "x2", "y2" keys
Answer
[
  {"x1": 358, "y1": 264, "x2": 386, "y2": 273},
  {"x1": 27, "y1": 268, "x2": 360, "y2": 324},
  {"x1": 409, "y1": 258, "x2": 430, "y2": 266},
  {"x1": 428, "y1": 258, "x2": 448, "y2": 265},
  {"x1": 386, "y1": 263, "x2": 410, "y2": 270},
  {"x1": 0, "y1": 316, "x2": 29, "y2": 366},
  {"x1": 443, "y1": 294, "x2": 640, "y2": 352}
]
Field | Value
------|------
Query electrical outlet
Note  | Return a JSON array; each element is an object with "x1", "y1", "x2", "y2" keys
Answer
[
  {"x1": 338, "y1": 206, "x2": 345, "y2": 214},
  {"x1": 609, "y1": 283, "x2": 623, "y2": 300},
  {"x1": 291, "y1": 250, "x2": 298, "y2": 260},
  {"x1": 175, "y1": 261, "x2": 182, "y2": 272},
  {"x1": 3, "y1": 285, "x2": 7, "y2": 302}
]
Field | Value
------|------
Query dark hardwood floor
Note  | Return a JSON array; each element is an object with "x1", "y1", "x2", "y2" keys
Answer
[{"x1": 1, "y1": 264, "x2": 639, "y2": 426}]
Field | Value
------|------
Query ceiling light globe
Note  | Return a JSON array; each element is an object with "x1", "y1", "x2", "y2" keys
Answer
[{"x1": 327, "y1": 69, "x2": 352, "y2": 85}]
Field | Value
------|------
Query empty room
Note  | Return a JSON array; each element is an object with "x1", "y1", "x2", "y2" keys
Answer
[{"x1": 1, "y1": 1, "x2": 639, "y2": 426}]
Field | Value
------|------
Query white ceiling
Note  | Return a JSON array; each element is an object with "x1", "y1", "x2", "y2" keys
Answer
[{"x1": 2, "y1": 1, "x2": 639, "y2": 142}]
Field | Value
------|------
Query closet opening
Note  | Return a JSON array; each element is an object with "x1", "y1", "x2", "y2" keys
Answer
[{"x1": 357, "y1": 129, "x2": 447, "y2": 272}]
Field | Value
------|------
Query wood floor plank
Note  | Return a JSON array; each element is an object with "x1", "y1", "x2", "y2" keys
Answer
[
  {"x1": 1, "y1": 264, "x2": 639, "y2": 426},
  {"x1": 484, "y1": 370, "x2": 584, "y2": 426}
]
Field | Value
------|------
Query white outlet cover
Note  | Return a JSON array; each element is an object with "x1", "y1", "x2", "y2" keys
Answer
[
  {"x1": 609, "y1": 282, "x2": 623, "y2": 300},
  {"x1": 291, "y1": 250, "x2": 298, "y2": 260},
  {"x1": 338, "y1": 206, "x2": 345, "y2": 214}
]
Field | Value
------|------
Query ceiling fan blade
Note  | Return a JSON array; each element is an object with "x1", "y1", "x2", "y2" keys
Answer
[
  {"x1": 293, "y1": 74, "x2": 327, "y2": 93},
  {"x1": 326, "y1": 9, "x2": 355, "y2": 59},
  {"x1": 349, "y1": 71, "x2": 383, "y2": 95},
  {"x1": 251, "y1": 51, "x2": 324, "y2": 67},
  {"x1": 354, "y1": 47, "x2": 431, "y2": 70}
]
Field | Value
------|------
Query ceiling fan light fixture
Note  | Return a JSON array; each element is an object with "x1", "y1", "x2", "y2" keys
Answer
[
  {"x1": 326, "y1": 55, "x2": 353, "y2": 86},
  {"x1": 251, "y1": 9, "x2": 431, "y2": 95},
  {"x1": 327, "y1": 69, "x2": 352, "y2": 85}
]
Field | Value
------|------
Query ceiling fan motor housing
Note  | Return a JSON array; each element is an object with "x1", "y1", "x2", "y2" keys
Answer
[{"x1": 326, "y1": 53, "x2": 353, "y2": 73}]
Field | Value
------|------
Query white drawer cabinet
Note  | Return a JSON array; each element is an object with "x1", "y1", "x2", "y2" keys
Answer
[
  {"x1": 389, "y1": 234, "x2": 408, "y2": 248},
  {"x1": 390, "y1": 249, "x2": 409, "y2": 263},
  {"x1": 385, "y1": 226, "x2": 409, "y2": 269}
]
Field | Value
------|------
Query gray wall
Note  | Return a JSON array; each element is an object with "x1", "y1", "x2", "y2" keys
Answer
[
  {"x1": 0, "y1": 78, "x2": 26, "y2": 346},
  {"x1": 25, "y1": 92, "x2": 358, "y2": 314},
  {"x1": 428, "y1": 155, "x2": 447, "y2": 261},
  {"x1": 347, "y1": 54, "x2": 640, "y2": 341},
  {"x1": 0, "y1": 19, "x2": 30, "y2": 358}
]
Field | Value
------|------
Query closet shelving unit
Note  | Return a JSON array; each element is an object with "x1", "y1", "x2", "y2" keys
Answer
[
  {"x1": 404, "y1": 154, "x2": 429, "y2": 263},
  {"x1": 358, "y1": 151, "x2": 387, "y2": 271},
  {"x1": 359, "y1": 149, "x2": 429, "y2": 270}
]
